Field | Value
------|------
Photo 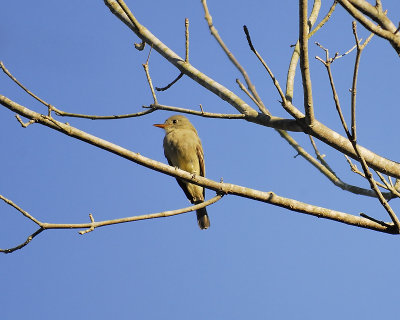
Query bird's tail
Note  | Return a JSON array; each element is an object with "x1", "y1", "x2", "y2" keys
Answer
[{"x1": 196, "y1": 206, "x2": 210, "y2": 230}]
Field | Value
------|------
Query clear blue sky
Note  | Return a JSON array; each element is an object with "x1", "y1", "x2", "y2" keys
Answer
[{"x1": 2, "y1": 1, "x2": 400, "y2": 319}]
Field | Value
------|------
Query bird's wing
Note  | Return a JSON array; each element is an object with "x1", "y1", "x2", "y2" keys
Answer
[
  {"x1": 196, "y1": 143, "x2": 206, "y2": 198},
  {"x1": 166, "y1": 158, "x2": 194, "y2": 203}
]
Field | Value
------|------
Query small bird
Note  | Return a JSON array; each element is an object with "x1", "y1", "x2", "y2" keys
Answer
[{"x1": 154, "y1": 115, "x2": 210, "y2": 229}]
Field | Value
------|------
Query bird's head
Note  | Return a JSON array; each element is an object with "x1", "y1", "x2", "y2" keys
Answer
[{"x1": 153, "y1": 115, "x2": 196, "y2": 133}]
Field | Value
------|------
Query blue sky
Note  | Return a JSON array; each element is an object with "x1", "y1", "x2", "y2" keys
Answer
[{"x1": 1, "y1": 1, "x2": 400, "y2": 319}]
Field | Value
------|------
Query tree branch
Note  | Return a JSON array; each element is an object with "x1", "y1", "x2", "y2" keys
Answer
[
  {"x1": 0, "y1": 96, "x2": 398, "y2": 235},
  {"x1": 0, "y1": 194, "x2": 223, "y2": 253},
  {"x1": 201, "y1": 0, "x2": 270, "y2": 116},
  {"x1": 338, "y1": 0, "x2": 400, "y2": 55},
  {"x1": 299, "y1": 0, "x2": 315, "y2": 125},
  {"x1": 316, "y1": 31, "x2": 400, "y2": 230},
  {"x1": 103, "y1": 0, "x2": 400, "y2": 176},
  {"x1": 0, "y1": 60, "x2": 157, "y2": 120},
  {"x1": 105, "y1": 0, "x2": 258, "y2": 117}
]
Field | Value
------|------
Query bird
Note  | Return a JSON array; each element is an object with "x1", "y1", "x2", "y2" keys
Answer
[{"x1": 154, "y1": 115, "x2": 210, "y2": 229}]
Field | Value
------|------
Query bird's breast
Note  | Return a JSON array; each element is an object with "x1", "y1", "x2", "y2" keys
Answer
[{"x1": 163, "y1": 130, "x2": 201, "y2": 174}]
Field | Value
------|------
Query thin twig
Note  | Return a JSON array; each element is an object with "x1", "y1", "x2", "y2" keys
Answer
[
  {"x1": 375, "y1": 171, "x2": 400, "y2": 198},
  {"x1": 316, "y1": 49, "x2": 349, "y2": 134},
  {"x1": 0, "y1": 61, "x2": 54, "y2": 115},
  {"x1": 308, "y1": 135, "x2": 336, "y2": 175},
  {"x1": 299, "y1": 0, "x2": 315, "y2": 125},
  {"x1": 1, "y1": 60, "x2": 155, "y2": 120},
  {"x1": 287, "y1": 1, "x2": 336, "y2": 102},
  {"x1": 79, "y1": 214, "x2": 95, "y2": 235},
  {"x1": 278, "y1": 130, "x2": 392, "y2": 199},
  {"x1": 0, "y1": 195, "x2": 42, "y2": 225},
  {"x1": 156, "y1": 18, "x2": 190, "y2": 92},
  {"x1": 104, "y1": 0, "x2": 260, "y2": 117},
  {"x1": 309, "y1": 1, "x2": 337, "y2": 38},
  {"x1": 344, "y1": 156, "x2": 389, "y2": 190},
  {"x1": 134, "y1": 40, "x2": 145, "y2": 51},
  {"x1": 360, "y1": 213, "x2": 391, "y2": 227},
  {"x1": 54, "y1": 108, "x2": 156, "y2": 120},
  {"x1": 15, "y1": 115, "x2": 35, "y2": 128},
  {"x1": 185, "y1": 18, "x2": 189, "y2": 63},
  {"x1": 354, "y1": 144, "x2": 400, "y2": 230},
  {"x1": 388, "y1": 175, "x2": 394, "y2": 189},
  {"x1": 345, "y1": 25, "x2": 398, "y2": 225},
  {"x1": 317, "y1": 25, "x2": 400, "y2": 230},
  {"x1": 351, "y1": 22, "x2": 374, "y2": 140},
  {"x1": 243, "y1": 26, "x2": 286, "y2": 108},
  {"x1": 145, "y1": 103, "x2": 245, "y2": 119},
  {"x1": 0, "y1": 191, "x2": 223, "y2": 253},
  {"x1": 338, "y1": 0, "x2": 400, "y2": 56},
  {"x1": 0, "y1": 228, "x2": 44, "y2": 254},
  {"x1": 315, "y1": 41, "x2": 357, "y2": 63},
  {"x1": 156, "y1": 73, "x2": 184, "y2": 92},
  {"x1": 201, "y1": 0, "x2": 269, "y2": 115},
  {"x1": 115, "y1": 0, "x2": 141, "y2": 31},
  {"x1": 142, "y1": 47, "x2": 158, "y2": 104},
  {"x1": 236, "y1": 79, "x2": 265, "y2": 112}
]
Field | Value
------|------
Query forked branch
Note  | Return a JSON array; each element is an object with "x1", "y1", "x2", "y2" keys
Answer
[
  {"x1": 0, "y1": 95, "x2": 397, "y2": 239},
  {"x1": 0, "y1": 193, "x2": 223, "y2": 253}
]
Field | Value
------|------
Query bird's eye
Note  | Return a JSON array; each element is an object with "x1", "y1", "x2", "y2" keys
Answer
[{"x1": 172, "y1": 119, "x2": 177, "y2": 124}]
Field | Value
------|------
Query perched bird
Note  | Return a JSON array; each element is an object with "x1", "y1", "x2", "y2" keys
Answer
[{"x1": 154, "y1": 115, "x2": 210, "y2": 229}]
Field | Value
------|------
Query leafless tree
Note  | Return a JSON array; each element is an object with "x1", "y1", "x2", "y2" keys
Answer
[{"x1": 1, "y1": 0, "x2": 400, "y2": 253}]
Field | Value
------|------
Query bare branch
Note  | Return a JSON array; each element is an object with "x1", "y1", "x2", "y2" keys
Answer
[
  {"x1": 242, "y1": 26, "x2": 288, "y2": 113},
  {"x1": 348, "y1": 24, "x2": 400, "y2": 228},
  {"x1": 1, "y1": 95, "x2": 397, "y2": 234},
  {"x1": 236, "y1": 79, "x2": 266, "y2": 112},
  {"x1": 70, "y1": 195, "x2": 223, "y2": 234},
  {"x1": 318, "y1": 28, "x2": 400, "y2": 230},
  {"x1": 156, "y1": 18, "x2": 189, "y2": 92},
  {"x1": 1, "y1": 60, "x2": 156, "y2": 120},
  {"x1": 0, "y1": 195, "x2": 42, "y2": 225},
  {"x1": 103, "y1": 0, "x2": 400, "y2": 176},
  {"x1": 287, "y1": 0, "x2": 332, "y2": 101},
  {"x1": 146, "y1": 103, "x2": 303, "y2": 132},
  {"x1": 79, "y1": 214, "x2": 96, "y2": 235},
  {"x1": 0, "y1": 228, "x2": 44, "y2": 254},
  {"x1": 360, "y1": 213, "x2": 391, "y2": 227},
  {"x1": 201, "y1": 0, "x2": 270, "y2": 116},
  {"x1": 299, "y1": 0, "x2": 315, "y2": 125},
  {"x1": 338, "y1": 0, "x2": 400, "y2": 55},
  {"x1": 105, "y1": 0, "x2": 258, "y2": 117},
  {"x1": 309, "y1": 135, "x2": 336, "y2": 175},
  {"x1": 0, "y1": 192, "x2": 223, "y2": 253},
  {"x1": 278, "y1": 130, "x2": 392, "y2": 199},
  {"x1": 308, "y1": 1, "x2": 337, "y2": 38},
  {"x1": 351, "y1": 22, "x2": 374, "y2": 140},
  {"x1": 15, "y1": 115, "x2": 35, "y2": 128},
  {"x1": 146, "y1": 103, "x2": 246, "y2": 119},
  {"x1": 353, "y1": 144, "x2": 400, "y2": 230},
  {"x1": 54, "y1": 108, "x2": 156, "y2": 120},
  {"x1": 185, "y1": 17, "x2": 189, "y2": 63},
  {"x1": 315, "y1": 46, "x2": 349, "y2": 134},
  {"x1": 156, "y1": 73, "x2": 184, "y2": 92},
  {"x1": 142, "y1": 47, "x2": 158, "y2": 104},
  {"x1": 375, "y1": 171, "x2": 400, "y2": 198},
  {"x1": 0, "y1": 61, "x2": 54, "y2": 116}
]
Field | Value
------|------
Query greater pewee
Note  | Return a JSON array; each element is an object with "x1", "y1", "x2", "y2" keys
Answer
[{"x1": 154, "y1": 115, "x2": 210, "y2": 229}]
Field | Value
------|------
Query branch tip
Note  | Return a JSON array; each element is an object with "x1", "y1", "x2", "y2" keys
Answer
[{"x1": 243, "y1": 25, "x2": 255, "y2": 52}]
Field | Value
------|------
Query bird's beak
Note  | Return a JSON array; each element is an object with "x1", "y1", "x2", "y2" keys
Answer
[{"x1": 153, "y1": 123, "x2": 167, "y2": 129}]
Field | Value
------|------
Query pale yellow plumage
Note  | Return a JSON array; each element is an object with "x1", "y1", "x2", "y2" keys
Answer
[{"x1": 154, "y1": 115, "x2": 210, "y2": 229}]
